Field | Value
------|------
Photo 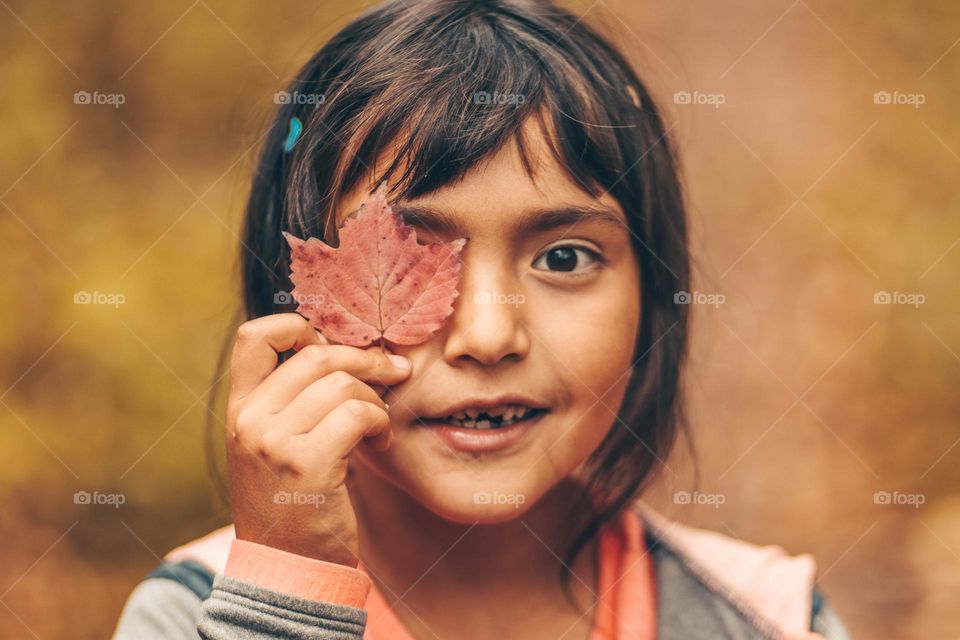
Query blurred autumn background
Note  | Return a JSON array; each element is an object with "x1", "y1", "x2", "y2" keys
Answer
[{"x1": 0, "y1": 0, "x2": 957, "y2": 637}]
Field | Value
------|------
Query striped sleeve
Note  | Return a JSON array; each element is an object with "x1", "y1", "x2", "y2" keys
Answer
[{"x1": 112, "y1": 543, "x2": 372, "y2": 640}]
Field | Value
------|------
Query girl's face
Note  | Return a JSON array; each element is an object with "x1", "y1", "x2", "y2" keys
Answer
[{"x1": 338, "y1": 123, "x2": 641, "y2": 524}]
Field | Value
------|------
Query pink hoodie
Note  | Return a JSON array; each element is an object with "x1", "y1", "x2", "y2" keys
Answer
[{"x1": 164, "y1": 502, "x2": 825, "y2": 639}]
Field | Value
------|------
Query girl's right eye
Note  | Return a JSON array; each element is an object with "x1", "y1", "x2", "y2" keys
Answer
[{"x1": 532, "y1": 244, "x2": 603, "y2": 276}]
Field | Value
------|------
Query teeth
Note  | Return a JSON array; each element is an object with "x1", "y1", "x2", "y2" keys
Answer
[
  {"x1": 442, "y1": 404, "x2": 541, "y2": 429},
  {"x1": 450, "y1": 404, "x2": 526, "y2": 421}
]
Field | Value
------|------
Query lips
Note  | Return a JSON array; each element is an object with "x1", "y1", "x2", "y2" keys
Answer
[{"x1": 423, "y1": 409, "x2": 549, "y2": 453}]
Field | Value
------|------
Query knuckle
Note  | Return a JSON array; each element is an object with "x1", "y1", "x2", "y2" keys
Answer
[
  {"x1": 375, "y1": 352, "x2": 401, "y2": 376},
  {"x1": 366, "y1": 349, "x2": 387, "y2": 369},
  {"x1": 328, "y1": 370, "x2": 357, "y2": 390},
  {"x1": 300, "y1": 316, "x2": 316, "y2": 336},
  {"x1": 233, "y1": 408, "x2": 258, "y2": 438},
  {"x1": 235, "y1": 322, "x2": 258, "y2": 344},
  {"x1": 254, "y1": 431, "x2": 287, "y2": 463},
  {"x1": 299, "y1": 344, "x2": 329, "y2": 366},
  {"x1": 343, "y1": 398, "x2": 367, "y2": 416},
  {"x1": 230, "y1": 328, "x2": 260, "y2": 369}
]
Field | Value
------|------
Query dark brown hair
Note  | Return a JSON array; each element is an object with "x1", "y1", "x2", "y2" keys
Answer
[{"x1": 210, "y1": 0, "x2": 690, "y2": 610}]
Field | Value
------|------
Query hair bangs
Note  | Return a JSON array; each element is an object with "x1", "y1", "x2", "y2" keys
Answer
[{"x1": 286, "y1": 4, "x2": 633, "y2": 245}]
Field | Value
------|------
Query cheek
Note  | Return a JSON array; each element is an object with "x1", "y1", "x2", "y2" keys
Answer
[
  {"x1": 524, "y1": 276, "x2": 640, "y2": 470},
  {"x1": 531, "y1": 281, "x2": 640, "y2": 410},
  {"x1": 539, "y1": 362, "x2": 632, "y2": 476}
]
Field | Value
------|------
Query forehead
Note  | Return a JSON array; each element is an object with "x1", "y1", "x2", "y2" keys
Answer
[{"x1": 334, "y1": 118, "x2": 628, "y2": 234}]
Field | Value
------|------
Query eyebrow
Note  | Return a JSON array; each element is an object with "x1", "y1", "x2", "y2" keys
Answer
[{"x1": 391, "y1": 202, "x2": 627, "y2": 237}]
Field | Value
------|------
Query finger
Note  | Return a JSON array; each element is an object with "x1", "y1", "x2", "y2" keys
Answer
[
  {"x1": 243, "y1": 343, "x2": 411, "y2": 415},
  {"x1": 272, "y1": 371, "x2": 388, "y2": 438},
  {"x1": 229, "y1": 314, "x2": 327, "y2": 402},
  {"x1": 296, "y1": 399, "x2": 393, "y2": 458},
  {"x1": 363, "y1": 343, "x2": 400, "y2": 400}
]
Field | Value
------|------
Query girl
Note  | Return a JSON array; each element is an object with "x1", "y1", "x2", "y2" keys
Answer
[{"x1": 114, "y1": 0, "x2": 851, "y2": 638}]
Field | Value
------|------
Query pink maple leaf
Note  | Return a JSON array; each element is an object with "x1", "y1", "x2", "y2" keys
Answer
[{"x1": 282, "y1": 183, "x2": 468, "y2": 347}]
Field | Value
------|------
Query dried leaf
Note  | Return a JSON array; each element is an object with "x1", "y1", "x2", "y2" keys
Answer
[{"x1": 283, "y1": 183, "x2": 468, "y2": 347}]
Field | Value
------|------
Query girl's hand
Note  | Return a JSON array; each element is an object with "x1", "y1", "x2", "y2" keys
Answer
[{"x1": 224, "y1": 313, "x2": 411, "y2": 567}]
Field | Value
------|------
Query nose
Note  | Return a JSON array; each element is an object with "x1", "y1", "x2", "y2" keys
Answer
[{"x1": 441, "y1": 259, "x2": 530, "y2": 367}]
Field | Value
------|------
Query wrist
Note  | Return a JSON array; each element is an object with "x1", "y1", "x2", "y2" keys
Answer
[{"x1": 225, "y1": 538, "x2": 372, "y2": 608}]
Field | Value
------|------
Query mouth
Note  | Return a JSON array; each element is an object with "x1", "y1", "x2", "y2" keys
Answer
[
  {"x1": 422, "y1": 405, "x2": 550, "y2": 430},
  {"x1": 418, "y1": 402, "x2": 550, "y2": 453}
]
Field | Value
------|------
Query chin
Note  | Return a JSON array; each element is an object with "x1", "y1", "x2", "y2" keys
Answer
[
  {"x1": 433, "y1": 500, "x2": 532, "y2": 525},
  {"x1": 417, "y1": 485, "x2": 536, "y2": 524}
]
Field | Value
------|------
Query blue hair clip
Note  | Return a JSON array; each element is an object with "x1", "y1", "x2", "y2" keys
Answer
[{"x1": 283, "y1": 116, "x2": 303, "y2": 153}]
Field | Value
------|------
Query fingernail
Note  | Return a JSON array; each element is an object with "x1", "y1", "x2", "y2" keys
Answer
[{"x1": 388, "y1": 354, "x2": 411, "y2": 369}]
